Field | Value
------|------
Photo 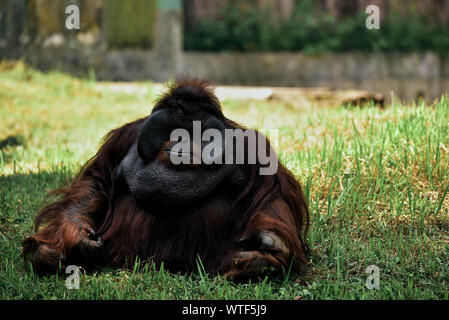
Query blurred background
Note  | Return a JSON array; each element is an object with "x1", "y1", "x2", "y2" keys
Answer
[{"x1": 1, "y1": 0, "x2": 449, "y2": 102}]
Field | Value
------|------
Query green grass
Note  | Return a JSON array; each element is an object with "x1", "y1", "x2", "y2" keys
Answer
[{"x1": 1, "y1": 62, "x2": 448, "y2": 300}]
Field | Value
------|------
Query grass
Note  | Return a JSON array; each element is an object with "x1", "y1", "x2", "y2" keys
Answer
[{"x1": 0, "y1": 61, "x2": 448, "y2": 300}]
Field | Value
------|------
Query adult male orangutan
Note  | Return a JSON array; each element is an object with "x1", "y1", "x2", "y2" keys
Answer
[{"x1": 22, "y1": 78, "x2": 309, "y2": 280}]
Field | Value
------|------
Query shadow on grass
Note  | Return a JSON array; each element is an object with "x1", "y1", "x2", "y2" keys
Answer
[
  {"x1": 0, "y1": 169, "x2": 75, "y2": 240},
  {"x1": 0, "y1": 135, "x2": 26, "y2": 150}
]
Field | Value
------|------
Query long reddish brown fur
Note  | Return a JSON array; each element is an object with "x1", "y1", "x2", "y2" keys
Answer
[{"x1": 22, "y1": 79, "x2": 309, "y2": 278}]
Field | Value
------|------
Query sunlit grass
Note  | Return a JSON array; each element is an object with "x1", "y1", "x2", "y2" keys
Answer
[{"x1": 0, "y1": 62, "x2": 448, "y2": 299}]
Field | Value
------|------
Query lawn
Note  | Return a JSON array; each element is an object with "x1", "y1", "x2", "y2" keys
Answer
[{"x1": 0, "y1": 62, "x2": 448, "y2": 299}]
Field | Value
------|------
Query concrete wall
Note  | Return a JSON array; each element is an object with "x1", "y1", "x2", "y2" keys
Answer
[
  {"x1": 26, "y1": 47, "x2": 444, "y2": 102},
  {"x1": 183, "y1": 52, "x2": 446, "y2": 102}
]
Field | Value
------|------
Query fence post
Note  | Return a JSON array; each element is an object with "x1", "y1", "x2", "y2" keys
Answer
[{"x1": 153, "y1": 0, "x2": 184, "y2": 81}]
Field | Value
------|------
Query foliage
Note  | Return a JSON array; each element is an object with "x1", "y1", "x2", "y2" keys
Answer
[{"x1": 184, "y1": 1, "x2": 449, "y2": 53}]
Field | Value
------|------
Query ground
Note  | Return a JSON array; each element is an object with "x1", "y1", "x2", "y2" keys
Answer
[{"x1": 0, "y1": 62, "x2": 448, "y2": 299}]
